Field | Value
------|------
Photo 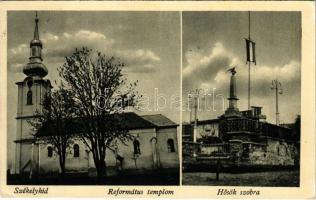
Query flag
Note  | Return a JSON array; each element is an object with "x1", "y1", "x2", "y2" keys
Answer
[{"x1": 245, "y1": 38, "x2": 256, "y2": 65}]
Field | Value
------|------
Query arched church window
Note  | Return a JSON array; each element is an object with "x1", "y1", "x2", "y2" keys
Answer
[
  {"x1": 133, "y1": 140, "x2": 141, "y2": 155},
  {"x1": 74, "y1": 144, "x2": 80, "y2": 157},
  {"x1": 167, "y1": 139, "x2": 175, "y2": 152},
  {"x1": 27, "y1": 90, "x2": 32, "y2": 105},
  {"x1": 47, "y1": 146, "x2": 53, "y2": 157}
]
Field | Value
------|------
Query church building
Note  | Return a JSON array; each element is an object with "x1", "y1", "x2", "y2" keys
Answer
[{"x1": 14, "y1": 14, "x2": 179, "y2": 176}]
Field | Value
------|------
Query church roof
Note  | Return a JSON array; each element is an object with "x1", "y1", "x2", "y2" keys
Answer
[
  {"x1": 36, "y1": 112, "x2": 176, "y2": 137},
  {"x1": 141, "y1": 114, "x2": 177, "y2": 128},
  {"x1": 117, "y1": 112, "x2": 157, "y2": 129}
]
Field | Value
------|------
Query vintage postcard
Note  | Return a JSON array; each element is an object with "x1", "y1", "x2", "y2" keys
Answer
[{"x1": 0, "y1": 1, "x2": 315, "y2": 199}]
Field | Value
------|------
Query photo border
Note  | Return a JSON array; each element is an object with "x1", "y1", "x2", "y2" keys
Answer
[{"x1": 0, "y1": 1, "x2": 315, "y2": 198}]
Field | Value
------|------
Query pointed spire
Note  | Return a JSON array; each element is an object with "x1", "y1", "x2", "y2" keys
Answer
[
  {"x1": 23, "y1": 11, "x2": 48, "y2": 78},
  {"x1": 34, "y1": 11, "x2": 39, "y2": 40},
  {"x1": 29, "y1": 11, "x2": 42, "y2": 58}
]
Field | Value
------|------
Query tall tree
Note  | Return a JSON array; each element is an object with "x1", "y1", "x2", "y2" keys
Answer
[
  {"x1": 58, "y1": 47, "x2": 139, "y2": 177},
  {"x1": 29, "y1": 86, "x2": 76, "y2": 175}
]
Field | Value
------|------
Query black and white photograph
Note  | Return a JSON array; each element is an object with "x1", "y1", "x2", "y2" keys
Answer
[
  {"x1": 1, "y1": 2, "x2": 315, "y2": 198},
  {"x1": 7, "y1": 11, "x2": 181, "y2": 185},
  {"x1": 182, "y1": 11, "x2": 301, "y2": 187}
]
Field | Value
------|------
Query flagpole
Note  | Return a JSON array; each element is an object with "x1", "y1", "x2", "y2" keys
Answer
[{"x1": 248, "y1": 11, "x2": 251, "y2": 110}]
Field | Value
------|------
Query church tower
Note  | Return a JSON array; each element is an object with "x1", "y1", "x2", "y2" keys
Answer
[{"x1": 14, "y1": 12, "x2": 52, "y2": 174}]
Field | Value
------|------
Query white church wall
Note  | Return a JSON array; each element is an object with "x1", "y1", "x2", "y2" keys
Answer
[
  {"x1": 35, "y1": 126, "x2": 179, "y2": 175},
  {"x1": 39, "y1": 139, "x2": 89, "y2": 173},
  {"x1": 18, "y1": 81, "x2": 48, "y2": 118},
  {"x1": 39, "y1": 143, "x2": 61, "y2": 173},
  {"x1": 14, "y1": 143, "x2": 21, "y2": 174},
  {"x1": 16, "y1": 85, "x2": 23, "y2": 116},
  {"x1": 65, "y1": 140, "x2": 89, "y2": 172},
  {"x1": 104, "y1": 148, "x2": 117, "y2": 175},
  {"x1": 15, "y1": 119, "x2": 22, "y2": 141},
  {"x1": 121, "y1": 128, "x2": 156, "y2": 170},
  {"x1": 32, "y1": 144, "x2": 39, "y2": 172},
  {"x1": 19, "y1": 120, "x2": 35, "y2": 139},
  {"x1": 15, "y1": 78, "x2": 50, "y2": 174},
  {"x1": 101, "y1": 128, "x2": 157, "y2": 175},
  {"x1": 20, "y1": 82, "x2": 36, "y2": 116},
  {"x1": 16, "y1": 82, "x2": 49, "y2": 140},
  {"x1": 156, "y1": 127, "x2": 179, "y2": 168},
  {"x1": 19, "y1": 143, "x2": 33, "y2": 172}
]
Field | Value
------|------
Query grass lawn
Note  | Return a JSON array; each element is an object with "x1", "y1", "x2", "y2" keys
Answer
[{"x1": 182, "y1": 170, "x2": 299, "y2": 187}]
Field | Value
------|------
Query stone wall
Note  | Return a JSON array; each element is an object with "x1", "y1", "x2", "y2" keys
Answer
[{"x1": 249, "y1": 139, "x2": 296, "y2": 166}]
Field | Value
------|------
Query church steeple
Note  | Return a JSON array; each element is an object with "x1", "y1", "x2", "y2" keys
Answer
[
  {"x1": 15, "y1": 11, "x2": 52, "y2": 175},
  {"x1": 23, "y1": 11, "x2": 48, "y2": 78},
  {"x1": 33, "y1": 12, "x2": 40, "y2": 40}
]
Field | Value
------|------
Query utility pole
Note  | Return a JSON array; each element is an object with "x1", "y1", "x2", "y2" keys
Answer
[
  {"x1": 188, "y1": 96, "x2": 192, "y2": 124},
  {"x1": 193, "y1": 89, "x2": 199, "y2": 143},
  {"x1": 271, "y1": 80, "x2": 283, "y2": 125},
  {"x1": 190, "y1": 88, "x2": 203, "y2": 143},
  {"x1": 188, "y1": 95, "x2": 193, "y2": 141}
]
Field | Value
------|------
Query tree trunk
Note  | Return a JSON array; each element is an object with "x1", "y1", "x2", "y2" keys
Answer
[
  {"x1": 60, "y1": 162, "x2": 66, "y2": 176},
  {"x1": 95, "y1": 159, "x2": 107, "y2": 178},
  {"x1": 59, "y1": 151, "x2": 66, "y2": 176},
  {"x1": 92, "y1": 140, "x2": 107, "y2": 179}
]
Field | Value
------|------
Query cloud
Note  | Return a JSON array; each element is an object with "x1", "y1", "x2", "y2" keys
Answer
[
  {"x1": 10, "y1": 43, "x2": 28, "y2": 55},
  {"x1": 41, "y1": 30, "x2": 114, "y2": 63},
  {"x1": 74, "y1": 30, "x2": 106, "y2": 40},
  {"x1": 183, "y1": 42, "x2": 239, "y2": 91},
  {"x1": 42, "y1": 33, "x2": 59, "y2": 41},
  {"x1": 183, "y1": 42, "x2": 238, "y2": 77},
  {"x1": 117, "y1": 49, "x2": 160, "y2": 73},
  {"x1": 184, "y1": 41, "x2": 300, "y2": 94},
  {"x1": 8, "y1": 29, "x2": 161, "y2": 74},
  {"x1": 8, "y1": 44, "x2": 29, "y2": 69},
  {"x1": 212, "y1": 60, "x2": 300, "y2": 97},
  {"x1": 183, "y1": 42, "x2": 301, "y2": 123},
  {"x1": 8, "y1": 63, "x2": 24, "y2": 73}
]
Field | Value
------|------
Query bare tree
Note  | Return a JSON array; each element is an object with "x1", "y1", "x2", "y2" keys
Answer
[
  {"x1": 28, "y1": 86, "x2": 76, "y2": 175},
  {"x1": 58, "y1": 47, "x2": 139, "y2": 177}
]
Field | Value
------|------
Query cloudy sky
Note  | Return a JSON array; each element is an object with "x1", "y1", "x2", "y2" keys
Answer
[
  {"x1": 7, "y1": 11, "x2": 180, "y2": 168},
  {"x1": 182, "y1": 11, "x2": 301, "y2": 124}
]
